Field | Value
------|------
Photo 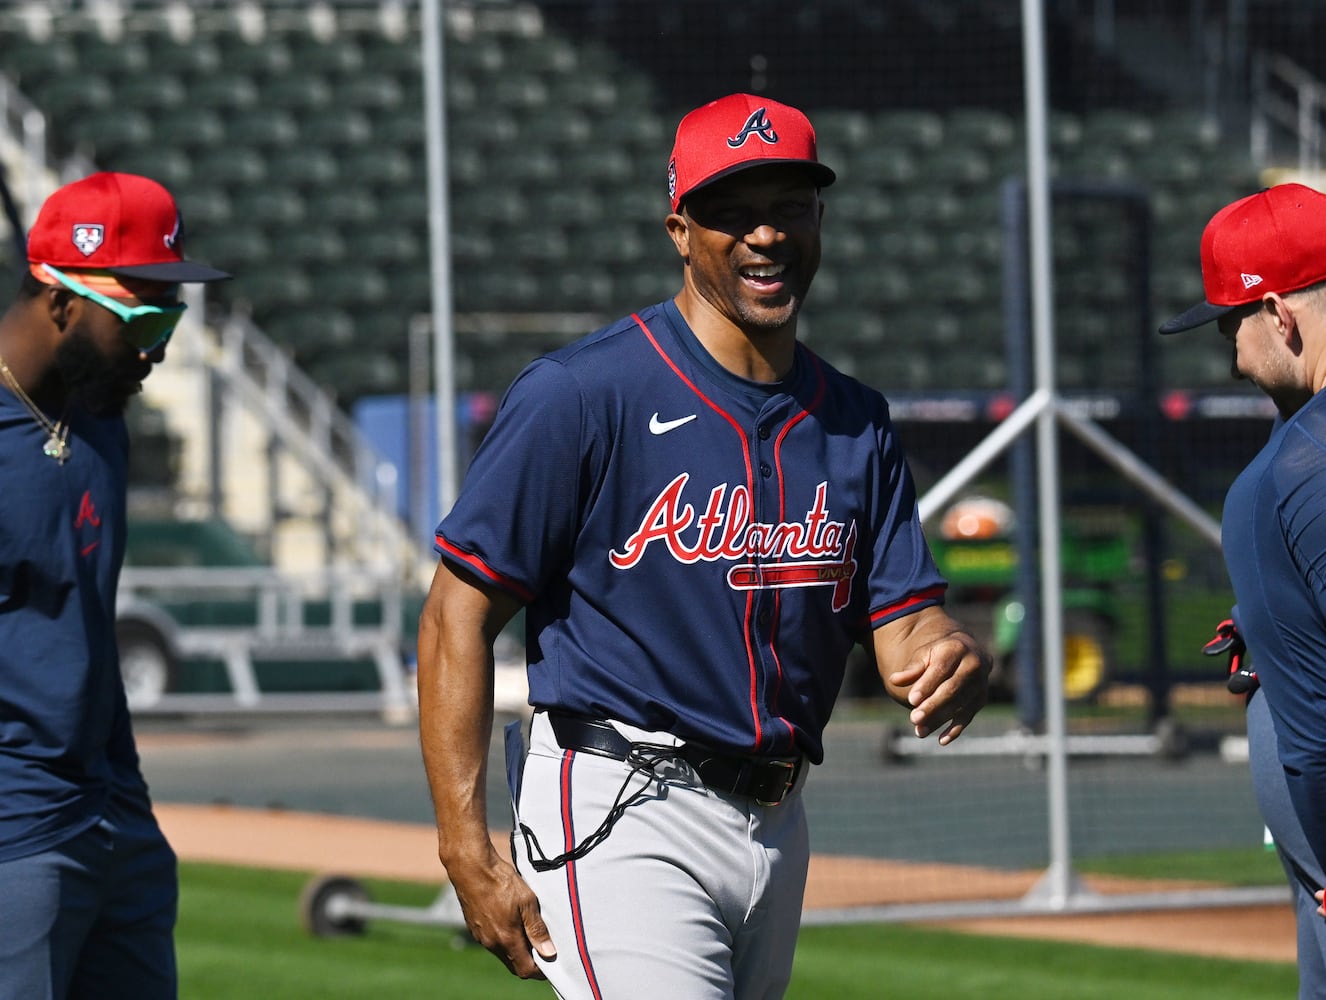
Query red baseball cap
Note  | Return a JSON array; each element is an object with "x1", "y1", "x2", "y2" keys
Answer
[
  {"x1": 1159, "y1": 183, "x2": 1326, "y2": 334},
  {"x1": 668, "y1": 93, "x2": 836, "y2": 213},
  {"x1": 26, "y1": 171, "x2": 229, "y2": 283}
]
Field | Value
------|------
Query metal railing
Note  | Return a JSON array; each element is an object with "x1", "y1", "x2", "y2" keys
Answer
[{"x1": 1251, "y1": 52, "x2": 1326, "y2": 173}]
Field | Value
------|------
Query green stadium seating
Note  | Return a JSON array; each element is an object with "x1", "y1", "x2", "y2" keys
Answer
[{"x1": 0, "y1": 8, "x2": 1263, "y2": 402}]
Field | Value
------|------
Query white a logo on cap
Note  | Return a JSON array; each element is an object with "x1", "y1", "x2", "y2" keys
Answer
[
  {"x1": 1241, "y1": 272, "x2": 1264, "y2": 289},
  {"x1": 72, "y1": 224, "x2": 104, "y2": 256}
]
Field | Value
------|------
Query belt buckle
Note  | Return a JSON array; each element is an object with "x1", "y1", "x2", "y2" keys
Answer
[{"x1": 754, "y1": 759, "x2": 798, "y2": 807}]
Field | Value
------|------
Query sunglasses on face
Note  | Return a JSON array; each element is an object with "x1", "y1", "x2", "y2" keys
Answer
[{"x1": 41, "y1": 263, "x2": 187, "y2": 353}]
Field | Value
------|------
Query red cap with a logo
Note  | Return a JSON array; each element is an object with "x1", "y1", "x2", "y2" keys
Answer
[
  {"x1": 667, "y1": 93, "x2": 836, "y2": 213},
  {"x1": 26, "y1": 171, "x2": 229, "y2": 283},
  {"x1": 1159, "y1": 183, "x2": 1326, "y2": 334}
]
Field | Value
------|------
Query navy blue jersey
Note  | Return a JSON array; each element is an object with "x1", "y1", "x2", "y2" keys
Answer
[
  {"x1": 1224, "y1": 390, "x2": 1326, "y2": 870},
  {"x1": 0, "y1": 393, "x2": 145, "y2": 862},
  {"x1": 436, "y1": 301, "x2": 946, "y2": 762}
]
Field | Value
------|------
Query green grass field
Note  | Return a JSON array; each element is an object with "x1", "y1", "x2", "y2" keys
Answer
[{"x1": 178, "y1": 860, "x2": 1297, "y2": 999}]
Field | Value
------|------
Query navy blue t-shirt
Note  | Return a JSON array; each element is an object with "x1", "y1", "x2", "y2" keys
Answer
[
  {"x1": 1224, "y1": 390, "x2": 1326, "y2": 873},
  {"x1": 0, "y1": 390, "x2": 148, "y2": 862},
  {"x1": 435, "y1": 301, "x2": 945, "y2": 763}
]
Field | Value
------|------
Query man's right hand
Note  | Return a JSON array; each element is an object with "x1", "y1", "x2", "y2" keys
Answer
[{"x1": 447, "y1": 850, "x2": 556, "y2": 978}]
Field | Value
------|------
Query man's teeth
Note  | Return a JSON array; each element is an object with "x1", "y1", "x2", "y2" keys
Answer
[{"x1": 743, "y1": 265, "x2": 785, "y2": 278}]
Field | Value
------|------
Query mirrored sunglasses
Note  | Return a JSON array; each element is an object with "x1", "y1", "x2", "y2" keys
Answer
[{"x1": 41, "y1": 263, "x2": 187, "y2": 353}]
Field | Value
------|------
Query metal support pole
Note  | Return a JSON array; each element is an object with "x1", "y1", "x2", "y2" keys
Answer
[
  {"x1": 1021, "y1": 0, "x2": 1080, "y2": 910},
  {"x1": 422, "y1": 0, "x2": 458, "y2": 518}
]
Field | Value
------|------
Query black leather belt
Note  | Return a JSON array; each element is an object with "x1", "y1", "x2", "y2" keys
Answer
[{"x1": 547, "y1": 712, "x2": 803, "y2": 807}]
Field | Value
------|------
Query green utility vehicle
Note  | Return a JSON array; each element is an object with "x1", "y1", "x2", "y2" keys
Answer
[{"x1": 927, "y1": 501, "x2": 1132, "y2": 702}]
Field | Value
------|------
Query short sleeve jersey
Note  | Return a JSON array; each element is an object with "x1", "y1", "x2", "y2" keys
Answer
[
  {"x1": 435, "y1": 301, "x2": 945, "y2": 762},
  {"x1": 0, "y1": 393, "x2": 145, "y2": 862},
  {"x1": 1223, "y1": 389, "x2": 1326, "y2": 867}
]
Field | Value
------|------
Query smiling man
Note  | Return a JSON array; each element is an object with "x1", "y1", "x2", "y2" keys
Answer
[
  {"x1": 0, "y1": 172, "x2": 228, "y2": 1000},
  {"x1": 417, "y1": 94, "x2": 991, "y2": 999}
]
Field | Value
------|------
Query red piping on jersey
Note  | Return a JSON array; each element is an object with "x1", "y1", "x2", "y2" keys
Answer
[
  {"x1": 766, "y1": 350, "x2": 828, "y2": 746},
  {"x1": 868, "y1": 584, "x2": 948, "y2": 626},
  {"x1": 631, "y1": 312, "x2": 764, "y2": 749},
  {"x1": 560, "y1": 751, "x2": 605, "y2": 1000},
  {"x1": 435, "y1": 535, "x2": 535, "y2": 603}
]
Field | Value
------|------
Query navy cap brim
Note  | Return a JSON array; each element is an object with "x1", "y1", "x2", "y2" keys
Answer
[
  {"x1": 1158, "y1": 299, "x2": 1233, "y2": 335},
  {"x1": 108, "y1": 261, "x2": 231, "y2": 283},
  {"x1": 678, "y1": 159, "x2": 837, "y2": 209}
]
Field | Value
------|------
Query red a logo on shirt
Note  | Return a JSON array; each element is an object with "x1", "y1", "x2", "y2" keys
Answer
[{"x1": 75, "y1": 491, "x2": 101, "y2": 529}]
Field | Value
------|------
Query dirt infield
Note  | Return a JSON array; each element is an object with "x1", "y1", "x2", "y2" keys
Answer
[{"x1": 156, "y1": 802, "x2": 1297, "y2": 963}]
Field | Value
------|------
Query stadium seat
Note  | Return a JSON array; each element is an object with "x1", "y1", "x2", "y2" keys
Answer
[
  {"x1": 1084, "y1": 109, "x2": 1155, "y2": 149},
  {"x1": 824, "y1": 185, "x2": 896, "y2": 225},
  {"x1": 504, "y1": 33, "x2": 580, "y2": 75},
  {"x1": 375, "y1": 186, "x2": 429, "y2": 228},
  {"x1": 311, "y1": 266, "x2": 392, "y2": 308},
  {"x1": 335, "y1": 73, "x2": 405, "y2": 110},
  {"x1": 142, "y1": 36, "x2": 225, "y2": 78},
  {"x1": 509, "y1": 227, "x2": 571, "y2": 265},
  {"x1": 340, "y1": 148, "x2": 416, "y2": 188},
  {"x1": 267, "y1": 307, "x2": 358, "y2": 362},
  {"x1": 945, "y1": 108, "x2": 1019, "y2": 150},
  {"x1": 174, "y1": 190, "x2": 233, "y2": 228},
  {"x1": 814, "y1": 109, "x2": 873, "y2": 151},
  {"x1": 268, "y1": 226, "x2": 349, "y2": 266},
  {"x1": 1152, "y1": 109, "x2": 1223, "y2": 151},
  {"x1": 226, "y1": 108, "x2": 300, "y2": 148},
  {"x1": 300, "y1": 109, "x2": 374, "y2": 148},
  {"x1": 213, "y1": 37, "x2": 293, "y2": 78},
  {"x1": 156, "y1": 108, "x2": 226, "y2": 151},
  {"x1": 31, "y1": 74, "x2": 115, "y2": 119},
  {"x1": 196, "y1": 229, "x2": 272, "y2": 272},
  {"x1": 307, "y1": 352, "x2": 404, "y2": 402},
  {"x1": 463, "y1": 189, "x2": 528, "y2": 227},
  {"x1": 315, "y1": 189, "x2": 380, "y2": 225},
  {"x1": 355, "y1": 226, "x2": 425, "y2": 266},
  {"x1": 287, "y1": 36, "x2": 366, "y2": 77},
  {"x1": 188, "y1": 74, "x2": 262, "y2": 113},
  {"x1": 234, "y1": 267, "x2": 315, "y2": 311},
  {"x1": 1, "y1": 36, "x2": 78, "y2": 87},
  {"x1": 873, "y1": 109, "x2": 944, "y2": 150},
  {"x1": 376, "y1": 109, "x2": 427, "y2": 150},
  {"x1": 922, "y1": 146, "x2": 992, "y2": 187},
  {"x1": 74, "y1": 35, "x2": 152, "y2": 77},
  {"x1": 107, "y1": 149, "x2": 194, "y2": 190},
  {"x1": 268, "y1": 147, "x2": 340, "y2": 189},
  {"x1": 263, "y1": 74, "x2": 335, "y2": 112},
  {"x1": 560, "y1": 145, "x2": 635, "y2": 185},
  {"x1": 74, "y1": 110, "x2": 155, "y2": 160},
  {"x1": 851, "y1": 145, "x2": 919, "y2": 187},
  {"x1": 115, "y1": 74, "x2": 189, "y2": 114},
  {"x1": 191, "y1": 147, "x2": 268, "y2": 187},
  {"x1": 230, "y1": 187, "x2": 307, "y2": 229}
]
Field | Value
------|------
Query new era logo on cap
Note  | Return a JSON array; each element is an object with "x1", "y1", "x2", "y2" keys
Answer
[
  {"x1": 667, "y1": 93, "x2": 836, "y2": 212},
  {"x1": 1160, "y1": 183, "x2": 1326, "y2": 334}
]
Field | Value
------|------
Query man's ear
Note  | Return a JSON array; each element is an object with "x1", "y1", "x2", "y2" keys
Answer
[
  {"x1": 45, "y1": 285, "x2": 75, "y2": 330},
  {"x1": 1264, "y1": 293, "x2": 1302, "y2": 351},
  {"x1": 665, "y1": 212, "x2": 690, "y2": 262}
]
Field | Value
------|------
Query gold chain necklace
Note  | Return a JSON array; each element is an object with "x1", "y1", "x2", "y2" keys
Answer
[{"x1": 0, "y1": 353, "x2": 70, "y2": 464}]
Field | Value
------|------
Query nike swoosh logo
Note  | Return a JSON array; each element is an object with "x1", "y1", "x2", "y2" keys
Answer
[{"x1": 649, "y1": 412, "x2": 698, "y2": 435}]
